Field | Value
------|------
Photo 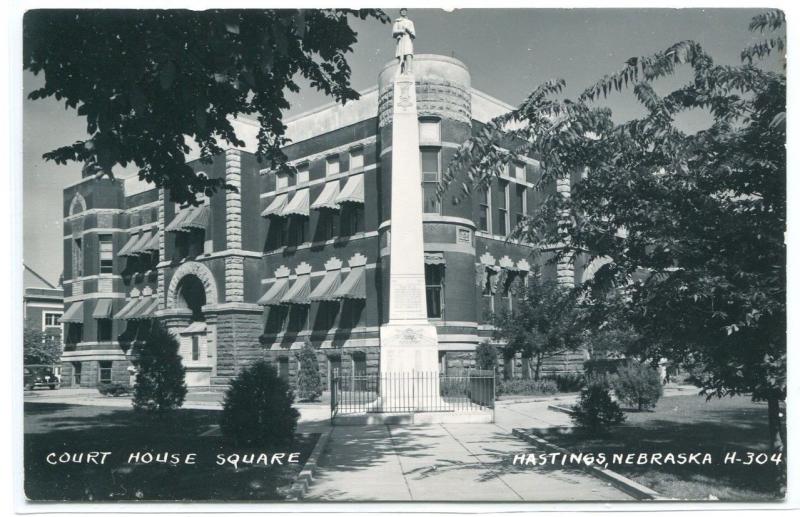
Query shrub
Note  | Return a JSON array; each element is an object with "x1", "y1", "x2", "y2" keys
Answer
[
  {"x1": 497, "y1": 379, "x2": 558, "y2": 396},
  {"x1": 221, "y1": 360, "x2": 300, "y2": 447},
  {"x1": 612, "y1": 361, "x2": 663, "y2": 411},
  {"x1": 549, "y1": 373, "x2": 585, "y2": 393},
  {"x1": 132, "y1": 323, "x2": 187, "y2": 412},
  {"x1": 295, "y1": 341, "x2": 322, "y2": 402},
  {"x1": 97, "y1": 382, "x2": 131, "y2": 397},
  {"x1": 571, "y1": 379, "x2": 626, "y2": 433},
  {"x1": 474, "y1": 342, "x2": 498, "y2": 371}
]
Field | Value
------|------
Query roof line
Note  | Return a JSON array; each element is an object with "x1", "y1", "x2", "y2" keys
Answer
[{"x1": 23, "y1": 263, "x2": 57, "y2": 289}]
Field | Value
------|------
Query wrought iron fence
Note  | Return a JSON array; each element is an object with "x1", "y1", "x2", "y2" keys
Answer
[{"x1": 330, "y1": 370, "x2": 495, "y2": 419}]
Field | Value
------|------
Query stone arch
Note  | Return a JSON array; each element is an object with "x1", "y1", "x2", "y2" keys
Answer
[
  {"x1": 581, "y1": 256, "x2": 613, "y2": 283},
  {"x1": 166, "y1": 261, "x2": 219, "y2": 309},
  {"x1": 69, "y1": 192, "x2": 87, "y2": 216}
]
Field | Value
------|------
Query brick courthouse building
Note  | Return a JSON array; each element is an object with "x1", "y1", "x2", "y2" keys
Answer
[{"x1": 59, "y1": 55, "x2": 588, "y2": 389}]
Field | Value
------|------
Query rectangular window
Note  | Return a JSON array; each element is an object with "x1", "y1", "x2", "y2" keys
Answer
[
  {"x1": 97, "y1": 318, "x2": 112, "y2": 342},
  {"x1": 419, "y1": 119, "x2": 441, "y2": 145},
  {"x1": 349, "y1": 148, "x2": 364, "y2": 170},
  {"x1": 425, "y1": 264, "x2": 444, "y2": 319},
  {"x1": 352, "y1": 352, "x2": 367, "y2": 390},
  {"x1": 278, "y1": 357, "x2": 290, "y2": 381},
  {"x1": 341, "y1": 205, "x2": 364, "y2": 236},
  {"x1": 72, "y1": 237, "x2": 83, "y2": 278},
  {"x1": 98, "y1": 361, "x2": 112, "y2": 384},
  {"x1": 421, "y1": 148, "x2": 441, "y2": 214},
  {"x1": 287, "y1": 305, "x2": 309, "y2": 333},
  {"x1": 65, "y1": 323, "x2": 83, "y2": 345},
  {"x1": 289, "y1": 217, "x2": 308, "y2": 246},
  {"x1": 515, "y1": 184, "x2": 527, "y2": 227},
  {"x1": 498, "y1": 180, "x2": 509, "y2": 236},
  {"x1": 98, "y1": 234, "x2": 114, "y2": 274},
  {"x1": 44, "y1": 312, "x2": 61, "y2": 328},
  {"x1": 326, "y1": 154, "x2": 340, "y2": 176},
  {"x1": 514, "y1": 162, "x2": 527, "y2": 182},
  {"x1": 478, "y1": 186, "x2": 491, "y2": 232},
  {"x1": 276, "y1": 171, "x2": 289, "y2": 190},
  {"x1": 328, "y1": 356, "x2": 342, "y2": 388},
  {"x1": 315, "y1": 301, "x2": 339, "y2": 332},
  {"x1": 296, "y1": 163, "x2": 309, "y2": 184},
  {"x1": 191, "y1": 335, "x2": 200, "y2": 361},
  {"x1": 73, "y1": 362, "x2": 82, "y2": 386}
]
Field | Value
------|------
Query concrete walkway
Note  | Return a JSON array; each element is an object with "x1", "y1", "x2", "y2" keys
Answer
[{"x1": 305, "y1": 421, "x2": 631, "y2": 501}]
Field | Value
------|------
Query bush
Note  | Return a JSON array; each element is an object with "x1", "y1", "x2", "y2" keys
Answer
[
  {"x1": 497, "y1": 379, "x2": 558, "y2": 396},
  {"x1": 549, "y1": 373, "x2": 585, "y2": 393},
  {"x1": 132, "y1": 323, "x2": 187, "y2": 412},
  {"x1": 612, "y1": 361, "x2": 663, "y2": 411},
  {"x1": 97, "y1": 382, "x2": 131, "y2": 397},
  {"x1": 221, "y1": 360, "x2": 300, "y2": 447},
  {"x1": 295, "y1": 341, "x2": 322, "y2": 402},
  {"x1": 474, "y1": 342, "x2": 498, "y2": 371},
  {"x1": 571, "y1": 379, "x2": 626, "y2": 433}
]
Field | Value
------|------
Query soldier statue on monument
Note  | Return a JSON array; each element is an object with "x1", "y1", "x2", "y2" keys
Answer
[{"x1": 393, "y1": 8, "x2": 416, "y2": 75}]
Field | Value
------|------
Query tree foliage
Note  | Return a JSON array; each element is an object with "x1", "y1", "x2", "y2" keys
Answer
[
  {"x1": 448, "y1": 11, "x2": 785, "y2": 450},
  {"x1": 132, "y1": 323, "x2": 187, "y2": 412},
  {"x1": 492, "y1": 271, "x2": 584, "y2": 380},
  {"x1": 23, "y1": 8, "x2": 389, "y2": 204},
  {"x1": 295, "y1": 340, "x2": 322, "y2": 401},
  {"x1": 23, "y1": 322, "x2": 62, "y2": 365},
  {"x1": 474, "y1": 342, "x2": 498, "y2": 371}
]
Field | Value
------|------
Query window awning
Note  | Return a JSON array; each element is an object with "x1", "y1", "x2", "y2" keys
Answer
[
  {"x1": 424, "y1": 252, "x2": 446, "y2": 266},
  {"x1": 258, "y1": 278, "x2": 290, "y2": 306},
  {"x1": 129, "y1": 231, "x2": 155, "y2": 255},
  {"x1": 136, "y1": 297, "x2": 159, "y2": 319},
  {"x1": 118, "y1": 233, "x2": 143, "y2": 257},
  {"x1": 180, "y1": 321, "x2": 207, "y2": 334},
  {"x1": 60, "y1": 301, "x2": 84, "y2": 323},
  {"x1": 309, "y1": 270, "x2": 341, "y2": 302},
  {"x1": 282, "y1": 189, "x2": 310, "y2": 217},
  {"x1": 142, "y1": 230, "x2": 160, "y2": 253},
  {"x1": 115, "y1": 298, "x2": 139, "y2": 320},
  {"x1": 183, "y1": 205, "x2": 210, "y2": 231},
  {"x1": 165, "y1": 207, "x2": 194, "y2": 232},
  {"x1": 261, "y1": 193, "x2": 288, "y2": 218},
  {"x1": 335, "y1": 174, "x2": 364, "y2": 204},
  {"x1": 334, "y1": 267, "x2": 366, "y2": 300},
  {"x1": 310, "y1": 181, "x2": 341, "y2": 211},
  {"x1": 92, "y1": 299, "x2": 114, "y2": 319},
  {"x1": 122, "y1": 298, "x2": 150, "y2": 320},
  {"x1": 282, "y1": 275, "x2": 311, "y2": 305}
]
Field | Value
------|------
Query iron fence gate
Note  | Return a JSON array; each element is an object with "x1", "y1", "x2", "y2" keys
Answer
[{"x1": 330, "y1": 370, "x2": 495, "y2": 420}]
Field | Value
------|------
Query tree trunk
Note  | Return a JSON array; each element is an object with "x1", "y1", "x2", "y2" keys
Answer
[
  {"x1": 767, "y1": 394, "x2": 785, "y2": 454},
  {"x1": 534, "y1": 354, "x2": 542, "y2": 381}
]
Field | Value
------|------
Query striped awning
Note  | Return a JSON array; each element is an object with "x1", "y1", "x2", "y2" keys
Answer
[
  {"x1": 281, "y1": 275, "x2": 311, "y2": 305},
  {"x1": 335, "y1": 174, "x2": 364, "y2": 204},
  {"x1": 261, "y1": 194, "x2": 288, "y2": 218},
  {"x1": 118, "y1": 233, "x2": 143, "y2": 257},
  {"x1": 424, "y1": 252, "x2": 446, "y2": 266},
  {"x1": 334, "y1": 267, "x2": 366, "y2": 300},
  {"x1": 129, "y1": 231, "x2": 154, "y2": 255},
  {"x1": 183, "y1": 205, "x2": 210, "y2": 230},
  {"x1": 282, "y1": 189, "x2": 310, "y2": 217},
  {"x1": 60, "y1": 301, "x2": 85, "y2": 323},
  {"x1": 309, "y1": 270, "x2": 341, "y2": 302},
  {"x1": 92, "y1": 299, "x2": 114, "y2": 319},
  {"x1": 115, "y1": 298, "x2": 139, "y2": 320},
  {"x1": 310, "y1": 181, "x2": 341, "y2": 211},
  {"x1": 136, "y1": 297, "x2": 159, "y2": 319},
  {"x1": 165, "y1": 208, "x2": 194, "y2": 232},
  {"x1": 121, "y1": 298, "x2": 149, "y2": 320},
  {"x1": 142, "y1": 230, "x2": 160, "y2": 253},
  {"x1": 258, "y1": 278, "x2": 290, "y2": 306}
]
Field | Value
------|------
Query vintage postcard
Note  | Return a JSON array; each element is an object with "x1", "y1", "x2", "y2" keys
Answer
[{"x1": 17, "y1": 3, "x2": 790, "y2": 508}]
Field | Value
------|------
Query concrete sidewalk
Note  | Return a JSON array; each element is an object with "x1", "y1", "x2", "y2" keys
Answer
[{"x1": 305, "y1": 421, "x2": 632, "y2": 501}]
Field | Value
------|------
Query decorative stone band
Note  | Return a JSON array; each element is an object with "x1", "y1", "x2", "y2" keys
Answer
[{"x1": 378, "y1": 79, "x2": 472, "y2": 128}]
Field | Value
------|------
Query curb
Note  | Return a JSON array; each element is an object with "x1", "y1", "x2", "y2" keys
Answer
[
  {"x1": 547, "y1": 404, "x2": 575, "y2": 415},
  {"x1": 512, "y1": 428, "x2": 668, "y2": 501},
  {"x1": 286, "y1": 428, "x2": 333, "y2": 500}
]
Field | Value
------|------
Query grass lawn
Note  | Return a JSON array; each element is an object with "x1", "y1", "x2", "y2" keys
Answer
[
  {"x1": 24, "y1": 403, "x2": 317, "y2": 502},
  {"x1": 538, "y1": 394, "x2": 785, "y2": 501}
]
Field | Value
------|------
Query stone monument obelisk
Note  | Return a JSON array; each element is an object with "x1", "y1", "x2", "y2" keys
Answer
[{"x1": 379, "y1": 10, "x2": 441, "y2": 410}]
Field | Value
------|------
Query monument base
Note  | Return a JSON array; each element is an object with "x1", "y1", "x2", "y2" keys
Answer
[{"x1": 377, "y1": 322, "x2": 445, "y2": 411}]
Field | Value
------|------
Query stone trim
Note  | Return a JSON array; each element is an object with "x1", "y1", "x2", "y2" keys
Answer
[
  {"x1": 65, "y1": 293, "x2": 126, "y2": 302},
  {"x1": 202, "y1": 302, "x2": 263, "y2": 314},
  {"x1": 64, "y1": 208, "x2": 124, "y2": 223},
  {"x1": 224, "y1": 255, "x2": 245, "y2": 303},
  {"x1": 225, "y1": 149, "x2": 243, "y2": 251},
  {"x1": 379, "y1": 78, "x2": 472, "y2": 127},
  {"x1": 259, "y1": 136, "x2": 377, "y2": 176},
  {"x1": 259, "y1": 163, "x2": 378, "y2": 198},
  {"x1": 261, "y1": 231, "x2": 379, "y2": 257},
  {"x1": 166, "y1": 261, "x2": 219, "y2": 308},
  {"x1": 260, "y1": 262, "x2": 377, "y2": 283},
  {"x1": 379, "y1": 140, "x2": 461, "y2": 157},
  {"x1": 157, "y1": 188, "x2": 166, "y2": 310}
]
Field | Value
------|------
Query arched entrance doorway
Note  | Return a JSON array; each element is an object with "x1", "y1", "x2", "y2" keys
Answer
[{"x1": 176, "y1": 274, "x2": 207, "y2": 322}]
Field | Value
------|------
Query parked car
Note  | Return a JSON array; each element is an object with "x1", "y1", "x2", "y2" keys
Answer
[{"x1": 24, "y1": 365, "x2": 61, "y2": 390}]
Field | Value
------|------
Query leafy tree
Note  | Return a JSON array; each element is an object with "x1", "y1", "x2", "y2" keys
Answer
[
  {"x1": 23, "y1": 322, "x2": 62, "y2": 365},
  {"x1": 474, "y1": 341, "x2": 498, "y2": 372},
  {"x1": 132, "y1": 323, "x2": 187, "y2": 412},
  {"x1": 23, "y1": 8, "x2": 389, "y2": 204},
  {"x1": 492, "y1": 271, "x2": 584, "y2": 380},
  {"x1": 611, "y1": 361, "x2": 663, "y2": 411},
  {"x1": 446, "y1": 11, "x2": 785, "y2": 452},
  {"x1": 295, "y1": 339, "x2": 322, "y2": 402},
  {"x1": 221, "y1": 360, "x2": 300, "y2": 446}
]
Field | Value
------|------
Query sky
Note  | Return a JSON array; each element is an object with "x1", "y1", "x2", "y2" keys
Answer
[{"x1": 22, "y1": 7, "x2": 782, "y2": 285}]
